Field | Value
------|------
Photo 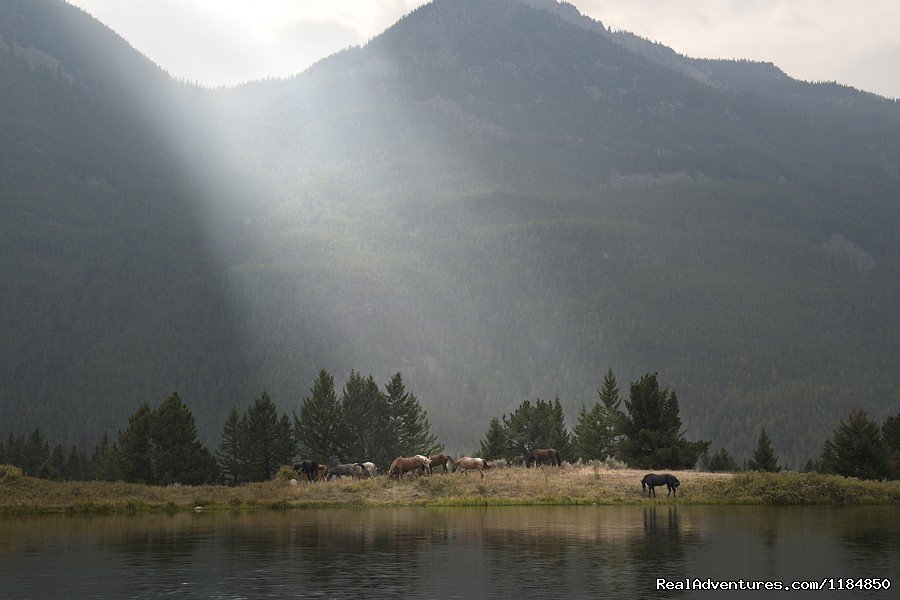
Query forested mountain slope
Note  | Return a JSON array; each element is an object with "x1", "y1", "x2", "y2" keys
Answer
[{"x1": 1, "y1": 0, "x2": 898, "y2": 466}]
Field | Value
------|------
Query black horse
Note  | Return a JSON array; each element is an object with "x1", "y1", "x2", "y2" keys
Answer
[
  {"x1": 293, "y1": 460, "x2": 320, "y2": 483},
  {"x1": 641, "y1": 473, "x2": 680, "y2": 497}
]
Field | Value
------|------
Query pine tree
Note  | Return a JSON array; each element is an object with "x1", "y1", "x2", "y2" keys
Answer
[
  {"x1": 619, "y1": 373, "x2": 709, "y2": 469},
  {"x1": 150, "y1": 393, "x2": 217, "y2": 485},
  {"x1": 24, "y1": 428, "x2": 49, "y2": 476},
  {"x1": 217, "y1": 407, "x2": 245, "y2": 485},
  {"x1": 64, "y1": 445, "x2": 85, "y2": 480},
  {"x1": 706, "y1": 446, "x2": 738, "y2": 472},
  {"x1": 573, "y1": 404, "x2": 602, "y2": 461},
  {"x1": 93, "y1": 432, "x2": 121, "y2": 481},
  {"x1": 384, "y1": 372, "x2": 441, "y2": 462},
  {"x1": 240, "y1": 391, "x2": 293, "y2": 482},
  {"x1": 883, "y1": 413, "x2": 900, "y2": 479},
  {"x1": 748, "y1": 428, "x2": 781, "y2": 472},
  {"x1": 479, "y1": 416, "x2": 509, "y2": 460},
  {"x1": 548, "y1": 396, "x2": 572, "y2": 460},
  {"x1": 498, "y1": 397, "x2": 572, "y2": 463},
  {"x1": 820, "y1": 409, "x2": 888, "y2": 480},
  {"x1": 116, "y1": 401, "x2": 155, "y2": 484},
  {"x1": 339, "y1": 371, "x2": 389, "y2": 463},
  {"x1": 294, "y1": 369, "x2": 343, "y2": 465},
  {"x1": 47, "y1": 443, "x2": 66, "y2": 480}
]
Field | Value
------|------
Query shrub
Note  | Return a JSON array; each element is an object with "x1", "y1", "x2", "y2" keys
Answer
[{"x1": 0, "y1": 464, "x2": 24, "y2": 481}]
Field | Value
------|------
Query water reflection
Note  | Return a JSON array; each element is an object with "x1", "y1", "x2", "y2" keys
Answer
[{"x1": 0, "y1": 506, "x2": 897, "y2": 599}]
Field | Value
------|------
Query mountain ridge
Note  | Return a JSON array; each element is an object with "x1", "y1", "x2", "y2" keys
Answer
[{"x1": 1, "y1": 0, "x2": 897, "y2": 467}]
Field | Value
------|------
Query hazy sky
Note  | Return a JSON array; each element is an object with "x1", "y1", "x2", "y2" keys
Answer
[{"x1": 68, "y1": 0, "x2": 899, "y2": 98}]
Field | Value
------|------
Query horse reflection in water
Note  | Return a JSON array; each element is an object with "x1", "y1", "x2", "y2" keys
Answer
[
  {"x1": 387, "y1": 456, "x2": 430, "y2": 479},
  {"x1": 453, "y1": 457, "x2": 492, "y2": 479}
]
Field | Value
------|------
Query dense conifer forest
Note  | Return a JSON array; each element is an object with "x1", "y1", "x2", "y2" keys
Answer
[{"x1": 1, "y1": 0, "x2": 899, "y2": 468}]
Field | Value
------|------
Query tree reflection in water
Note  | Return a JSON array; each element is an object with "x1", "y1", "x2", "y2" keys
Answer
[{"x1": 0, "y1": 506, "x2": 898, "y2": 599}]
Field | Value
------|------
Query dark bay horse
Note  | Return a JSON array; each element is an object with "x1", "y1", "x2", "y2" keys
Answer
[
  {"x1": 428, "y1": 454, "x2": 454, "y2": 475},
  {"x1": 641, "y1": 473, "x2": 680, "y2": 497},
  {"x1": 525, "y1": 448, "x2": 561, "y2": 467},
  {"x1": 292, "y1": 460, "x2": 320, "y2": 483},
  {"x1": 387, "y1": 456, "x2": 429, "y2": 479}
]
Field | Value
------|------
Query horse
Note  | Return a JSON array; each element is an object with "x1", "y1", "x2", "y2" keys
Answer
[
  {"x1": 415, "y1": 455, "x2": 432, "y2": 475},
  {"x1": 428, "y1": 454, "x2": 454, "y2": 475},
  {"x1": 525, "y1": 448, "x2": 561, "y2": 468},
  {"x1": 360, "y1": 462, "x2": 377, "y2": 478},
  {"x1": 292, "y1": 460, "x2": 319, "y2": 483},
  {"x1": 387, "y1": 456, "x2": 429, "y2": 479},
  {"x1": 453, "y1": 456, "x2": 492, "y2": 479},
  {"x1": 326, "y1": 463, "x2": 364, "y2": 480},
  {"x1": 317, "y1": 464, "x2": 327, "y2": 481},
  {"x1": 641, "y1": 473, "x2": 680, "y2": 497}
]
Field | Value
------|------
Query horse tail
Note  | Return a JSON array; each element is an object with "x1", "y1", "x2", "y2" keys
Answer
[{"x1": 555, "y1": 450, "x2": 562, "y2": 466}]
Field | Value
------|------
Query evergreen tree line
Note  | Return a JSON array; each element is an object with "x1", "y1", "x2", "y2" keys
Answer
[
  {"x1": 4, "y1": 370, "x2": 896, "y2": 483},
  {"x1": 705, "y1": 408, "x2": 900, "y2": 481},
  {"x1": 0, "y1": 392, "x2": 217, "y2": 484},
  {"x1": 0, "y1": 427, "x2": 96, "y2": 481},
  {"x1": 478, "y1": 368, "x2": 900, "y2": 481},
  {"x1": 216, "y1": 369, "x2": 442, "y2": 484},
  {"x1": 1, "y1": 370, "x2": 441, "y2": 486},
  {"x1": 480, "y1": 370, "x2": 711, "y2": 469}
]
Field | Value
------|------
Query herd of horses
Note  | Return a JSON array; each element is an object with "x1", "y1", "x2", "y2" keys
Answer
[{"x1": 293, "y1": 450, "x2": 682, "y2": 497}]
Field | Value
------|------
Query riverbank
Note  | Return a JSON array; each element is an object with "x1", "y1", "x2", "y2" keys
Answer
[{"x1": 2, "y1": 464, "x2": 898, "y2": 515}]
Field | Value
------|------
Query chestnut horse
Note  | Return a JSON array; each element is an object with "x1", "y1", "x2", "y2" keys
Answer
[
  {"x1": 525, "y1": 448, "x2": 561, "y2": 468},
  {"x1": 428, "y1": 454, "x2": 454, "y2": 475},
  {"x1": 453, "y1": 456, "x2": 492, "y2": 479},
  {"x1": 387, "y1": 456, "x2": 429, "y2": 479}
]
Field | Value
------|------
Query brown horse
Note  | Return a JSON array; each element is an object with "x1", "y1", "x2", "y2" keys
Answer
[
  {"x1": 453, "y1": 456, "x2": 492, "y2": 479},
  {"x1": 428, "y1": 454, "x2": 455, "y2": 475},
  {"x1": 525, "y1": 448, "x2": 561, "y2": 467},
  {"x1": 387, "y1": 456, "x2": 429, "y2": 479}
]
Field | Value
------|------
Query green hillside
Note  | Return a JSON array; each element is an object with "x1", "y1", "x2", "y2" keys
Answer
[{"x1": 1, "y1": 0, "x2": 898, "y2": 467}]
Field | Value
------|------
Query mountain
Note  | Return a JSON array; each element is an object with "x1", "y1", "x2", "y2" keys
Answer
[{"x1": 1, "y1": 0, "x2": 898, "y2": 466}]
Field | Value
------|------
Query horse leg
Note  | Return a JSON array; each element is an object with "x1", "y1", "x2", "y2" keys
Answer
[{"x1": 480, "y1": 468, "x2": 484, "y2": 479}]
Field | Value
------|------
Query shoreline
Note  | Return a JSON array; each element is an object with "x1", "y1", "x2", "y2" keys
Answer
[{"x1": 2, "y1": 467, "x2": 899, "y2": 516}]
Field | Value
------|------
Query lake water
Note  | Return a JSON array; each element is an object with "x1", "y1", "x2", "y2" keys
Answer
[{"x1": 0, "y1": 505, "x2": 897, "y2": 599}]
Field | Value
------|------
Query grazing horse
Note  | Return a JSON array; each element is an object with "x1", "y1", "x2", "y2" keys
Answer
[
  {"x1": 428, "y1": 454, "x2": 454, "y2": 475},
  {"x1": 292, "y1": 460, "x2": 320, "y2": 483},
  {"x1": 360, "y1": 462, "x2": 377, "y2": 478},
  {"x1": 415, "y1": 455, "x2": 432, "y2": 475},
  {"x1": 317, "y1": 464, "x2": 327, "y2": 481},
  {"x1": 326, "y1": 463, "x2": 363, "y2": 480},
  {"x1": 642, "y1": 473, "x2": 680, "y2": 497},
  {"x1": 453, "y1": 456, "x2": 492, "y2": 479},
  {"x1": 387, "y1": 456, "x2": 429, "y2": 479},
  {"x1": 525, "y1": 448, "x2": 561, "y2": 468}
]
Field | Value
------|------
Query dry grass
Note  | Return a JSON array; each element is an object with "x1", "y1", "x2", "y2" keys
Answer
[{"x1": 2, "y1": 464, "x2": 898, "y2": 515}]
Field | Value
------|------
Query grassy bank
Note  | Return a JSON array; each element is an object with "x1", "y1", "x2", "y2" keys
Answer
[{"x1": 2, "y1": 464, "x2": 899, "y2": 515}]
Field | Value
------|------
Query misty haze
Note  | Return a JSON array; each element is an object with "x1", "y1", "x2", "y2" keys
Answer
[{"x1": 1, "y1": 1, "x2": 899, "y2": 597}]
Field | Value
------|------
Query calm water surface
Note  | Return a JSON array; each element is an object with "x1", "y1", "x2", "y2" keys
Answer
[{"x1": 0, "y1": 505, "x2": 897, "y2": 599}]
